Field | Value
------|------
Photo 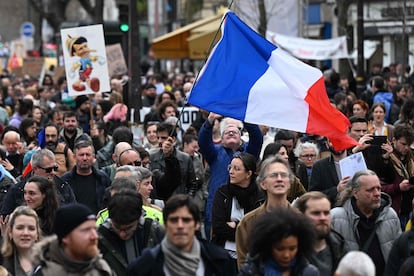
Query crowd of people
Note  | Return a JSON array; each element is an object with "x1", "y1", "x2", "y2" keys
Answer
[{"x1": 0, "y1": 62, "x2": 412, "y2": 275}]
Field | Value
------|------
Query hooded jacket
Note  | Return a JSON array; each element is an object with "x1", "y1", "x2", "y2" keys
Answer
[
  {"x1": 330, "y1": 193, "x2": 401, "y2": 260},
  {"x1": 31, "y1": 236, "x2": 114, "y2": 276}
]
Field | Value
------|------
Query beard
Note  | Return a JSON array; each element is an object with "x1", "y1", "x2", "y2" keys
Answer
[
  {"x1": 46, "y1": 141, "x2": 58, "y2": 151},
  {"x1": 315, "y1": 224, "x2": 330, "y2": 240},
  {"x1": 65, "y1": 127, "x2": 76, "y2": 135}
]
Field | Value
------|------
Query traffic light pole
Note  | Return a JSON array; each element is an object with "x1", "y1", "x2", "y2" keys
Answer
[{"x1": 128, "y1": 0, "x2": 142, "y2": 123}]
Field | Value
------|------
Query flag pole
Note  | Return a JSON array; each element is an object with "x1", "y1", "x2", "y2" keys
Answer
[{"x1": 170, "y1": 1, "x2": 235, "y2": 138}]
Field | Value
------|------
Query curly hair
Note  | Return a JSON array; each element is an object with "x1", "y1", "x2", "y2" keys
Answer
[{"x1": 248, "y1": 208, "x2": 316, "y2": 262}]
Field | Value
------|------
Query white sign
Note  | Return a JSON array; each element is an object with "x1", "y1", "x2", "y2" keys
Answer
[
  {"x1": 179, "y1": 106, "x2": 199, "y2": 131},
  {"x1": 339, "y1": 152, "x2": 367, "y2": 180},
  {"x1": 266, "y1": 31, "x2": 349, "y2": 60},
  {"x1": 60, "y1": 24, "x2": 110, "y2": 96}
]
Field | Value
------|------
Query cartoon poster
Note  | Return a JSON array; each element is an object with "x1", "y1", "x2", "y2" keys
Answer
[{"x1": 60, "y1": 24, "x2": 110, "y2": 96}]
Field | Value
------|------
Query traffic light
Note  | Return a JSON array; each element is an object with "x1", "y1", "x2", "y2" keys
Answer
[{"x1": 118, "y1": 4, "x2": 129, "y2": 32}]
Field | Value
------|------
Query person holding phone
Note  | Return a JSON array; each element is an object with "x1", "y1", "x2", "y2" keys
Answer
[
  {"x1": 381, "y1": 125, "x2": 414, "y2": 230},
  {"x1": 368, "y1": 102, "x2": 395, "y2": 142}
]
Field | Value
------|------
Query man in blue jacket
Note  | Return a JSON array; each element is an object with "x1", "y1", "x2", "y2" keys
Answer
[{"x1": 198, "y1": 112, "x2": 262, "y2": 239}]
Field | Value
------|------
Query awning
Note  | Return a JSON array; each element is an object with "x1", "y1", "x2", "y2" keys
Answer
[{"x1": 152, "y1": 14, "x2": 222, "y2": 59}]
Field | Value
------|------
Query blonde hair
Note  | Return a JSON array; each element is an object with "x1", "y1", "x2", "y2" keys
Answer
[{"x1": 1, "y1": 206, "x2": 41, "y2": 257}]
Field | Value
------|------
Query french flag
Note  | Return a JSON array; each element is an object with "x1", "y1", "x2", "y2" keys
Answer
[{"x1": 188, "y1": 11, "x2": 358, "y2": 151}]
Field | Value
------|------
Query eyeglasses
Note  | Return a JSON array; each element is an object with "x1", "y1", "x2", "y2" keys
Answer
[
  {"x1": 264, "y1": 172, "x2": 289, "y2": 179},
  {"x1": 125, "y1": 160, "x2": 142, "y2": 167},
  {"x1": 167, "y1": 216, "x2": 194, "y2": 224},
  {"x1": 223, "y1": 130, "x2": 240, "y2": 136},
  {"x1": 38, "y1": 165, "x2": 59, "y2": 173},
  {"x1": 301, "y1": 154, "x2": 316, "y2": 159}
]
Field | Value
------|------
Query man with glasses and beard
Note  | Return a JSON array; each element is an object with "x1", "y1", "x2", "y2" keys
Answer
[
  {"x1": 1, "y1": 149, "x2": 76, "y2": 216},
  {"x1": 295, "y1": 191, "x2": 347, "y2": 276},
  {"x1": 44, "y1": 123, "x2": 75, "y2": 177}
]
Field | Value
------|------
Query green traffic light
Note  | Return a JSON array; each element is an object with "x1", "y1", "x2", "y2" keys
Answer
[{"x1": 120, "y1": 23, "x2": 129, "y2": 32}]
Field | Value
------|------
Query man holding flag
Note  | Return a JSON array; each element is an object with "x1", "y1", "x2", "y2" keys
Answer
[{"x1": 198, "y1": 113, "x2": 263, "y2": 239}]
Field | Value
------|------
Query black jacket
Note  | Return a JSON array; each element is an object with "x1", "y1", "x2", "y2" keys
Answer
[
  {"x1": 61, "y1": 166, "x2": 111, "y2": 213},
  {"x1": 384, "y1": 229, "x2": 414, "y2": 276},
  {"x1": 98, "y1": 218, "x2": 164, "y2": 276},
  {"x1": 1, "y1": 174, "x2": 76, "y2": 216},
  {"x1": 126, "y1": 239, "x2": 234, "y2": 276},
  {"x1": 309, "y1": 155, "x2": 340, "y2": 206},
  {"x1": 211, "y1": 183, "x2": 264, "y2": 247}
]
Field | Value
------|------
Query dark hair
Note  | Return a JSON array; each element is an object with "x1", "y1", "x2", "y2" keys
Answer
[
  {"x1": 157, "y1": 99, "x2": 178, "y2": 120},
  {"x1": 98, "y1": 100, "x2": 114, "y2": 116},
  {"x1": 400, "y1": 98, "x2": 414, "y2": 122},
  {"x1": 157, "y1": 122, "x2": 177, "y2": 138},
  {"x1": 371, "y1": 76, "x2": 385, "y2": 90},
  {"x1": 44, "y1": 122, "x2": 59, "y2": 133},
  {"x1": 112, "y1": 126, "x2": 133, "y2": 145},
  {"x1": 182, "y1": 134, "x2": 197, "y2": 145},
  {"x1": 135, "y1": 146, "x2": 150, "y2": 160},
  {"x1": 248, "y1": 208, "x2": 316, "y2": 262},
  {"x1": 17, "y1": 99, "x2": 33, "y2": 116},
  {"x1": 108, "y1": 190, "x2": 142, "y2": 225},
  {"x1": 163, "y1": 194, "x2": 200, "y2": 223},
  {"x1": 370, "y1": 102, "x2": 386, "y2": 114},
  {"x1": 19, "y1": 118, "x2": 36, "y2": 143},
  {"x1": 274, "y1": 129, "x2": 294, "y2": 142},
  {"x1": 262, "y1": 142, "x2": 286, "y2": 161},
  {"x1": 63, "y1": 110, "x2": 77, "y2": 121},
  {"x1": 294, "y1": 191, "x2": 330, "y2": 213},
  {"x1": 25, "y1": 175, "x2": 59, "y2": 234},
  {"x1": 349, "y1": 115, "x2": 368, "y2": 126},
  {"x1": 233, "y1": 152, "x2": 257, "y2": 177},
  {"x1": 394, "y1": 124, "x2": 414, "y2": 145}
]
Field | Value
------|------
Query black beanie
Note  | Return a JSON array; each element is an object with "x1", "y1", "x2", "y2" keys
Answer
[{"x1": 54, "y1": 203, "x2": 96, "y2": 241}]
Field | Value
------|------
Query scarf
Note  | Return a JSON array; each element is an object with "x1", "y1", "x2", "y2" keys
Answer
[
  {"x1": 161, "y1": 237, "x2": 200, "y2": 276},
  {"x1": 390, "y1": 151, "x2": 414, "y2": 179},
  {"x1": 228, "y1": 179, "x2": 258, "y2": 212},
  {"x1": 263, "y1": 257, "x2": 297, "y2": 276}
]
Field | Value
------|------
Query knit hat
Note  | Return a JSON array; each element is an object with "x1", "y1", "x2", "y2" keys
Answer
[
  {"x1": 75, "y1": 95, "x2": 89, "y2": 109},
  {"x1": 54, "y1": 204, "x2": 96, "y2": 240}
]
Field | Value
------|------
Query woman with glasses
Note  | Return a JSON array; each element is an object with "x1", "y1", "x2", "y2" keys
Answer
[
  {"x1": 294, "y1": 142, "x2": 320, "y2": 190},
  {"x1": 239, "y1": 208, "x2": 318, "y2": 276},
  {"x1": 262, "y1": 142, "x2": 307, "y2": 201},
  {"x1": 23, "y1": 175, "x2": 59, "y2": 235},
  {"x1": 1, "y1": 206, "x2": 41, "y2": 275},
  {"x1": 212, "y1": 152, "x2": 264, "y2": 273}
]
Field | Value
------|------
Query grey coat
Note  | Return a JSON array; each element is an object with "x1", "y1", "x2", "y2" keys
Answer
[{"x1": 330, "y1": 193, "x2": 401, "y2": 260}]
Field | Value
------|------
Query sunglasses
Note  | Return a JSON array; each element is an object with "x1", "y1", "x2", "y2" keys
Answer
[
  {"x1": 38, "y1": 165, "x2": 59, "y2": 173},
  {"x1": 125, "y1": 160, "x2": 142, "y2": 167}
]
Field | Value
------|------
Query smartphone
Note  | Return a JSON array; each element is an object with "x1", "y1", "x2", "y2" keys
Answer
[
  {"x1": 366, "y1": 135, "x2": 387, "y2": 155},
  {"x1": 409, "y1": 176, "x2": 414, "y2": 185}
]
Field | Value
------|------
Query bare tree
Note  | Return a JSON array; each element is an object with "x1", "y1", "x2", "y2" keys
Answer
[{"x1": 28, "y1": 0, "x2": 104, "y2": 32}]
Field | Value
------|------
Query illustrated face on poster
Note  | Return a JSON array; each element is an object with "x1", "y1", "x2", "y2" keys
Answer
[{"x1": 61, "y1": 24, "x2": 110, "y2": 96}]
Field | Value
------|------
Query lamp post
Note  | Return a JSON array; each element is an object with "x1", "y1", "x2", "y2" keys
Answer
[{"x1": 356, "y1": 0, "x2": 365, "y2": 96}]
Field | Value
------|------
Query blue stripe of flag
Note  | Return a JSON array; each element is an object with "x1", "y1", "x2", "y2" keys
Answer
[{"x1": 188, "y1": 12, "x2": 277, "y2": 120}]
